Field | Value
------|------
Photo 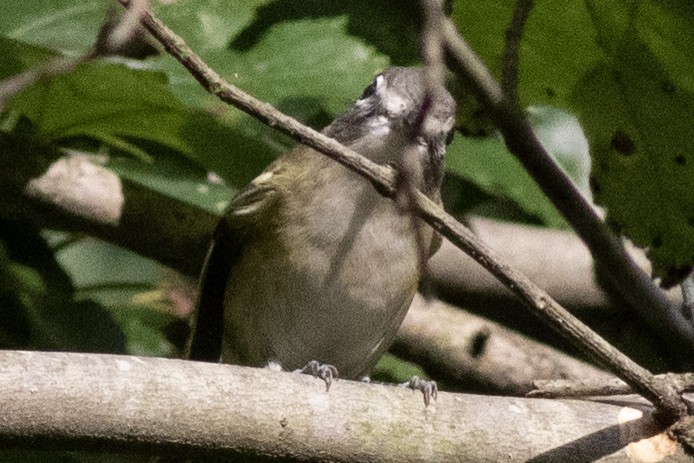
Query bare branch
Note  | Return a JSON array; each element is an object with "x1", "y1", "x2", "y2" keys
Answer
[
  {"x1": 1, "y1": 350, "x2": 688, "y2": 462},
  {"x1": 420, "y1": 0, "x2": 447, "y2": 95},
  {"x1": 427, "y1": 218, "x2": 683, "y2": 312},
  {"x1": 412, "y1": 189, "x2": 687, "y2": 419},
  {"x1": 1, "y1": 0, "x2": 689, "y2": 423},
  {"x1": 107, "y1": 0, "x2": 149, "y2": 51},
  {"x1": 681, "y1": 273, "x2": 694, "y2": 320},
  {"x1": 530, "y1": 373, "x2": 694, "y2": 399},
  {"x1": 0, "y1": 142, "x2": 215, "y2": 275},
  {"x1": 395, "y1": 295, "x2": 613, "y2": 395},
  {"x1": 502, "y1": 0, "x2": 534, "y2": 104}
]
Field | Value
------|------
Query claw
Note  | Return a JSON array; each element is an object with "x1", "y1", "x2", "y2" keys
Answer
[
  {"x1": 295, "y1": 360, "x2": 339, "y2": 391},
  {"x1": 402, "y1": 376, "x2": 438, "y2": 407}
]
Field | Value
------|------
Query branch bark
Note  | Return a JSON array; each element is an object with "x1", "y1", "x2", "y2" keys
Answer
[
  {"x1": 0, "y1": 350, "x2": 689, "y2": 462},
  {"x1": 531, "y1": 374, "x2": 694, "y2": 399},
  {"x1": 428, "y1": 217, "x2": 683, "y2": 312},
  {"x1": 0, "y1": 136, "x2": 215, "y2": 275},
  {"x1": 0, "y1": 140, "x2": 632, "y2": 395},
  {"x1": 394, "y1": 295, "x2": 613, "y2": 395}
]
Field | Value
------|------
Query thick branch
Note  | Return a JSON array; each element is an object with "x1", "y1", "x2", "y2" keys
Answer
[
  {"x1": 395, "y1": 295, "x2": 613, "y2": 395},
  {"x1": 0, "y1": 139, "x2": 215, "y2": 275},
  {"x1": 0, "y1": 145, "x2": 637, "y2": 393},
  {"x1": 0, "y1": 350, "x2": 689, "y2": 462},
  {"x1": 412, "y1": 190, "x2": 687, "y2": 418},
  {"x1": 427, "y1": 218, "x2": 683, "y2": 312}
]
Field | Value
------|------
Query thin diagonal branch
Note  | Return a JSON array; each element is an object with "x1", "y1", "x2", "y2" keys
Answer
[
  {"x1": 117, "y1": 1, "x2": 688, "y2": 421},
  {"x1": 501, "y1": 0, "x2": 534, "y2": 104},
  {"x1": 420, "y1": 0, "x2": 447, "y2": 95}
]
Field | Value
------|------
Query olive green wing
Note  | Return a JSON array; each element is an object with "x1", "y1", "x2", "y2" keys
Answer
[{"x1": 186, "y1": 179, "x2": 280, "y2": 362}]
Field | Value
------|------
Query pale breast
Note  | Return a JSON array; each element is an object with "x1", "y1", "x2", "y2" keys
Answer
[{"x1": 222, "y1": 169, "x2": 426, "y2": 379}]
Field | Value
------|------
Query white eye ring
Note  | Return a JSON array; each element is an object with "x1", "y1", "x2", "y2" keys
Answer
[{"x1": 359, "y1": 74, "x2": 385, "y2": 101}]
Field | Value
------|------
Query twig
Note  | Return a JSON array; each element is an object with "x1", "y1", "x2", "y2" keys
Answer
[
  {"x1": 117, "y1": 1, "x2": 688, "y2": 420},
  {"x1": 501, "y1": 0, "x2": 534, "y2": 104},
  {"x1": 441, "y1": 17, "x2": 694, "y2": 359},
  {"x1": 530, "y1": 373, "x2": 694, "y2": 399},
  {"x1": 108, "y1": 0, "x2": 149, "y2": 50},
  {"x1": 398, "y1": 0, "x2": 448, "y2": 273},
  {"x1": 412, "y1": 189, "x2": 687, "y2": 419},
  {"x1": 420, "y1": 0, "x2": 447, "y2": 94}
]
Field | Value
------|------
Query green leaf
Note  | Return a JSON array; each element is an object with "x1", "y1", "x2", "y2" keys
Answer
[
  {"x1": 6, "y1": 61, "x2": 184, "y2": 161},
  {"x1": 55, "y1": 237, "x2": 183, "y2": 357},
  {"x1": 4, "y1": 58, "x2": 277, "y2": 185},
  {"x1": 109, "y1": 305, "x2": 183, "y2": 358},
  {"x1": 149, "y1": 0, "x2": 389, "y2": 124},
  {"x1": 0, "y1": 221, "x2": 126, "y2": 353},
  {"x1": 572, "y1": 0, "x2": 694, "y2": 283},
  {"x1": 0, "y1": 37, "x2": 58, "y2": 79},
  {"x1": 108, "y1": 147, "x2": 232, "y2": 215},
  {"x1": 371, "y1": 353, "x2": 429, "y2": 384},
  {"x1": 446, "y1": 107, "x2": 591, "y2": 228}
]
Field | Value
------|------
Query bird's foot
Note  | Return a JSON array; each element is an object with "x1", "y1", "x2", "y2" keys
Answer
[
  {"x1": 401, "y1": 376, "x2": 438, "y2": 407},
  {"x1": 294, "y1": 360, "x2": 338, "y2": 391}
]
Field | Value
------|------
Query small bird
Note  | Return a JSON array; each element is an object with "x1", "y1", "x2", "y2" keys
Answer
[{"x1": 190, "y1": 67, "x2": 456, "y2": 398}]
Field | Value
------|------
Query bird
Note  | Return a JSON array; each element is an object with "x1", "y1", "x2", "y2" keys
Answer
[{"x1": 189, "y1": 67, "x2": 456, "y2": 401}]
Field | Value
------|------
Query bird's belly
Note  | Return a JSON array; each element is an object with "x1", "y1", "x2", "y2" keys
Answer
[{"x1": 222, "y1": 197, "x2": 424, "y2": 379}]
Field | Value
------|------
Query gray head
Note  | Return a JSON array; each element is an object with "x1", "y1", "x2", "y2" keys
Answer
[{"x1": 324, "y1": 67, "x2": 456, "y2": 190}]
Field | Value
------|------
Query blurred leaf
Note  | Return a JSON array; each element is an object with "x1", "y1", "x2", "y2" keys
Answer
[
  {"x1": 150, "y1": 0, "x2": 390, "y2": 122},
  {"x1": 3, "y1": 58, "x2": 277, "y2": 185},
  {"x1": 0, "y1": 245, "x2": 32, "y2": 347},
  {"x1": 55, "y1": 237, "x2": 182, "y2": 357},
  {"x1": 6, "y1": 61, "x2": 185, "y2": 162},
  {"x1": 0, "y1": 0, "x2": 107, "y2": 56},
  {"x1": 0, "y1": 37, "x2": 57, "y2": 79},
  {"x1": 446, "y1": 107, "x2": 590, "y2": 228},
  {"x1": 109, "y1": 305, "x2": 182, "y2": 357},
  {"x1": 371, "y1": 353, "x2": 429, "y2": 384},
  {"x1": 572, "y1": 0, "x2": 694, "y2": 284},
  {"x1": 55, "y1": 237, "x2": 160, "y2": 294},
  {"x1": 228, "y1": 0, "x2": 423, "y2": 66},
  {"x1": 109, "y1": 146, "x2": 232, "y2": 215},
  {"x1": 0, "y1": 221, "x2": 126, "y2": 353}
]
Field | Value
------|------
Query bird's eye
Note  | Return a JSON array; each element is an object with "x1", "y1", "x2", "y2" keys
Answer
[{"x1": 360, "y1": 74, "x2": 384, "y2": 99}]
